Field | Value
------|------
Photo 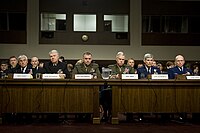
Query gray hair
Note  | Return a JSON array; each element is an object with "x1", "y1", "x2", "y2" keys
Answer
[
  {"x1": 49, "y1": 49, "x2": 59, "y2": 55},
  {"x1": 143, "y1": 53, "x2": 154, "y2": 61},
  {"x1": 175, "y1": 54, "x2": 185, "y2": 61},
  {"x1": 116, "y1": 51, "x2": 125, "y2": 58},
  {"x1": 18, "y1": 55, "x2": 28, "y2": 61},
  {"x1": 31, "y1": 56, "x2": 39, "y2": 61}
]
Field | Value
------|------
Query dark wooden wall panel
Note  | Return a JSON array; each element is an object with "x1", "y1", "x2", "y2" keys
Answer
[
  {"x1": 0, "y1": 0, "x2": 27, "y2": 44},
  {"x1": 0, "y1": 0, "x2": 27, "y2": 12},
  {"x1": 40, "y1": 0, "x2": 129, "y2": 13},
  {"x1": 142, "y1": 0, "x2": 200, "y2": 46},
  {"x1": 142, "y1": 0, "x2": 200, "y2": 15},
  {"x1": 0, "y1": 31, "x2": 26, "y2": 44}
]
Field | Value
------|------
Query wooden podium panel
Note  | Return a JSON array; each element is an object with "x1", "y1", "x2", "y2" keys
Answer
[
  {"x1": 0, "y1": 79, "x2": 102, "y2": 124},
  {"x1": 1, "y1": 79, "x2": 200, "y2": 124},
  {"x1": 1, "y1": 85, "x2": 95, "y2": 113},
  {"x1": 108, "y1": 79, "x2": 200, "y2": 124}
]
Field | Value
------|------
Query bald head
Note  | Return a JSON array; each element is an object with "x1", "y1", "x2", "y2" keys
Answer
[
  {"x1": 31, "y1": 56, "x2": 39, "y2": 68},
  {"x1": 175, "y1": 54, "x2": 185, "y2": 67}
]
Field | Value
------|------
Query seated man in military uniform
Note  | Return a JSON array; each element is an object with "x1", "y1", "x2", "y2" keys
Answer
[
  {"x1": 72, "y1": 51, "x2": 101, "y2": 79},
  {"x1": 168, "y1": 54, "x2": 192, "y2": 79},
  {"x1": 72, "y1": 51, "x2": 101, "y2": 122},
  {"x1": 168, "y1": 54, "x2": 193, "y2": 122},
  {"x1": 101, "y1": 52, "x2": 135, "y2": 122},
  {"x1": 137, "y1": 53, "x2": 161, "y2": 79},
  {"x1": 136, "y1": 53, "x2": 161, "y2": 122},
  {"x1": 108, "y1": 52, "x2": 135, "y2": 78},
  {"x1": 43, "y1": 49, "x2": 70, "y2": 78}
]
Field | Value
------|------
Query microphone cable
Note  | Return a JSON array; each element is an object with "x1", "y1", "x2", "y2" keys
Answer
[
  {"x1": 147, "y1": 75, "x2": 158, "y2": 113},
  {"x1": 61, "y1": 79, "x2": 71, "y2": 125}
]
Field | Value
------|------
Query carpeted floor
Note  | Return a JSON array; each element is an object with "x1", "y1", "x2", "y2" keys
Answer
[
  {"x1": 1, "y1": 122, "x2": 200, "y2": 133},
  {"x1": 1, "y1": 113, "x2": 200, "y2": 133}
]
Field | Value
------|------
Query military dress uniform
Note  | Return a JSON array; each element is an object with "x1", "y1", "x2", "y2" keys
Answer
[
  {"x1": 72, "y1": 62, "x2": 101, "y2": 79},
  {"x1": 108, "y1": 64, "x2": 135, "y2": 76},
  {"x1": 43, "y1": 61, "x2": 70, "y2": 78},
  {"x1": 137, "y1": 65, "x2": 161, "y2": 79},
  {"x1": 72, "y1": 62, "x2": 101, "y2": 122},
  {"x1": 100, "y1": 64, "x2": 135, "y2": 122},
  {"x1": 168, "y1": 66, "x2": 193, "y2": 79}
]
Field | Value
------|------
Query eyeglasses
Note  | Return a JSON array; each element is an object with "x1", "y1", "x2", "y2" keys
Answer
[{"x1": 84, "y1": 58, "x2": 91, "y2": 60}]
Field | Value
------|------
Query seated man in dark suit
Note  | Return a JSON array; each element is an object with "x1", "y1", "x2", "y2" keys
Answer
[
  {"x1": 136, "y1": 53, "x2": 161, "y2": 122},
  {"x1": 14, "y1": 55, "x2": 33, "y2": 122},
  {"x1": 15, "y1": 55, "x2": 32, "y2": 74},
  {"x1": 137, "y1": 53, "x2": 161, "y2": 79},
  {"x1": 30, "y1": 56, "x2": 46, "y2": 78},
  {"x1": 0, "y1": 60, "x2": 9, "y2": 78},
  {"x1": 7, "y1": 56, "x2": 20, "y2": 73},
  {"x1": 43, "y1": 50, "x2": 70, "y2": 78},
  {"x1": 168, "y1": 54, "x2": 193, "y2": 79}
]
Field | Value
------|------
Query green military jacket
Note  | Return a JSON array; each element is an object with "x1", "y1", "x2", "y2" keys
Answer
[
  {"x1": 108, "y1": 64, "x2": 135, "y2": 75},
  {"x1": 72, "y1": 62, "x2": 101, "y2": 79}
]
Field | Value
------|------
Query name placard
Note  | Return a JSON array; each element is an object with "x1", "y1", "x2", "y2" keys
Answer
[
  {"x1": 186, "y1": 76, "x2": 200, "y2": 80},
  {"x1": 75, "y1": 74, "x2": 92, "y2": 79},
  {"x1": 151, "y1": 74, "x2": 168, "y2": 79},
  {"x1": 42, "y1": 74, "x2": 64, "y2": 79},
  {"x1": 13, "y1": 73, "x2": 33, "y2": 79},
  {"x1": 121, "y1": 74, "x2": 138, "y2": 79}
]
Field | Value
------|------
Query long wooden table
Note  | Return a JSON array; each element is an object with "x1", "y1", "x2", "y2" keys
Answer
[
  {"x1": 1, "y1": 79, "x2": 200, "y2": 124},
  {"x1": 0, "y1": 79, "x2": 102, "y2": 124},
  {"x1": 108, "y1": 79, "x2": 200, "y2": 124}
]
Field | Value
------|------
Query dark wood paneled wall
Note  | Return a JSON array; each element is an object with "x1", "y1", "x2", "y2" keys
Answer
[
  {"x1": 40, "y1": 0, "x2": 129, "y2": 13},
  {"x1": 142, "y1": 0, "x2": 200, "y2": 46},
  {"x1": 0, "y1": 0, "x2": 27, "y2": 12},
  {"x1": 0, "y1": 0, "x2": 27, "y2": 44},
  {"x1": 142, "y1": 0, "x2": 200, "y2": 15}
]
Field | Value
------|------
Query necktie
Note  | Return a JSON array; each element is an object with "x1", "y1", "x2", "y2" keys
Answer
[
  {"x1": 179, "y1": 67, "x2": 182, "y2": 72},
  {"x1": 21, "y1": 67, "x2": 25, "y2": 73},
  {"x1": 147, "y1": 68, "x2": 151, "y2": 74}
]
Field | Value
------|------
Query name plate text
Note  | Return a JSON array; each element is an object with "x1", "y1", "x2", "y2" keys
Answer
[
  {"x1": 151, "y1": 74, "x2": 168, "y2": 79},
  {"x1": 13, "y1": 73, "x2": 33, "y2": 79},
  {"x1": 121, "y1": 74, "x2": 138, "y2": 79},
  {"x1": 186, "y1": 76, "x2": 200, "y2": 80},
  {"x1": 42, "y1": 74, "x2": 64, "y2": 79},
  {"x1": 75, "y1": 74, "x2": 92, "y2": 79}
]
